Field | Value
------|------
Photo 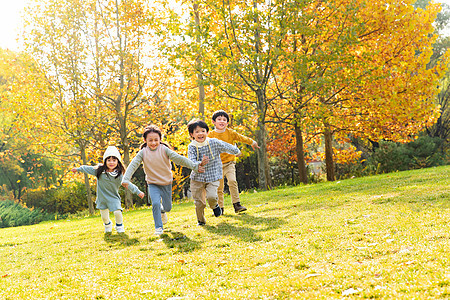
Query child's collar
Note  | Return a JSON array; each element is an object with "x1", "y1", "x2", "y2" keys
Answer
[
  {"x1": 191, "y1": 137, "x2": 210, "y2": 147},
  {"x1": 214, "y1": 128, "x2": 226, "y2": 133}
]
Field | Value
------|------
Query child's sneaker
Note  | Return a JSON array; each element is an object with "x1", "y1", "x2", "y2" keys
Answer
[
  {"x1": 115, "y1": 224, "x2": 125, "y2": 233},
  {"x1": 197, "y1": 221, "x2": 206, "y2": 226},
  {"x1": 213, "y1": 204, "x2": 222, "y2": 217},
  {"x1": 161, "y1": 212, "x2": 168, "y2": 225},
  {"x1": 104, "y1": 222, "x2": 112, "y2": 233},
  {"x1": 155, "y1": 227, "x2": 164, "y2": 235}
]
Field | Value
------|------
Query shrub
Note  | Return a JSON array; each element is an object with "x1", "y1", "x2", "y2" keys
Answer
[
  {"x1": 23, "y1": 182, "x2": 90, "y2": 214},
  {"x1": 0, "y1": 200, "x2": 45, "y2": 228},
  {"x1": 368, "y1": 136, "x2": 447, "y2": 174},
  {"x1": 405, "y1": 136, "x2": 446, "y2": 169},
  {"x1": 368, "y1": 141, "x2": 413, "y2": 173},
  {"x1": 50, "y1": 182, "x2": 89, "y2": 214},
  {"x1": 21, "y1": 187, "x2": 53, "y2": 212}
]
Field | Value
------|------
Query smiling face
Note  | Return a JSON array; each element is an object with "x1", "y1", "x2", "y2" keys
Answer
[
  {"x1": 191, "y1": 126, "x2": 208, "y2": 143},
  {"x1": 105, "y1": 156, "x2": 118, "y2": 172},
  {"x1": 145, "y1": 132, "x2": 161, "y2": 150},
  {"x1": 212, "y1": 115, "x2": 228, "y2": 131}
]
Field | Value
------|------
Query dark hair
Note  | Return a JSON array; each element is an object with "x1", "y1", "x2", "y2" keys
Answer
[
  {"x1": 96, "y1": 157, "x2": 125, "y2": 179},
  {"x1": 141, "y1": 124, "x2": 170, "y2": 149},
  {"x1": 187, "y1": 119, "x2": 209, "y2": 135},
  {"x1": 212, "y1": 110, "x2": 229, "y2": 122}
]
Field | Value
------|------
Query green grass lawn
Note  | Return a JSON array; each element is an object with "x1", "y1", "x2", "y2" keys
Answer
[{"x1": 1, "y1": 166, "x2": 449, "y2": 299}]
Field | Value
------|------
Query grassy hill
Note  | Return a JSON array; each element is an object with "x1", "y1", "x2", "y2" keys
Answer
[{"x1": 1, "y1": 166, "x2": 449, "y2": 299}]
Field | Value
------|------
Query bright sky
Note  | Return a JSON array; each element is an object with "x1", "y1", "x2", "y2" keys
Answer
[
  {"x1": 0, "y1": 0, "x2": 29, "y2": 51},
  {"x1": 1, "y1": 0, "x2": 450, "y2": 51}
]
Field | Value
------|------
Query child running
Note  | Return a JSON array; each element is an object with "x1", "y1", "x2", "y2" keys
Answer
[
  {"x1": 187, "y1": 119, "x2": 241, "y2": 226},
  {"x1": 121, "y1": 125, "x2": 206, "y2": 235},
  {"x1": 71, "y1": 146, "x2": 144, "y2": 234},
  {"x1": 208, "y1": 110, "x2": 259, "y2": 214}
]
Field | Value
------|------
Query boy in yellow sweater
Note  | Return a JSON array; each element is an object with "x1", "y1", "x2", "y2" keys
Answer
[{"x1": 208, "y1": 110, "x2": 259, "y2": 214}]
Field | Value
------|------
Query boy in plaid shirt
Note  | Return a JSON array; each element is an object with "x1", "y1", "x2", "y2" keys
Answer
[{"x1": 187, "y1": 119, "x2": 240, "y2": 226}]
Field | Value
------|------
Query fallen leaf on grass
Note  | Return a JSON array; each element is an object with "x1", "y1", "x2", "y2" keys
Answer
[
  {"x1": 305, "y1": 273, "x2": 321, "y2": 279},
  {"x1": 402, "y1": 260, "x2": 415, "y2": 266},
  {"x1": 176, "y1": 259, "x2": 185, "y2": 264},
  {"x1": 342, "y1": 288, "x2": 362, "y2": 296},
  {"x1": 2, "y1": 274, "x2": 9, "y2": 278}
]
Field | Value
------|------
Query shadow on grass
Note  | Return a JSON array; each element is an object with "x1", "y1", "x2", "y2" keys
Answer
[
  {"x1": 159, "y1": 230, "x2": 202, "y2": 253},
  {"x1": 103, "y1": 232, "x2": 140, "y2": 246},
  {"x1": 204, "y1": 214, "x2": 287, "y2": 242}
]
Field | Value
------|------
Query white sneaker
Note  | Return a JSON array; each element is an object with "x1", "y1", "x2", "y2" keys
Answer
[
  {"x1": 115, "y1": 224, "x2": 125, "y2": 233},
  {"x1": 161, "y1": 212, "x2": 168, "y2": 225},
  {"x1": 155, "y1": 227, "x2": 163, "y2": 235},
  {"x1": 104, "y1": 222, "x2": 112, "y2": 233}
]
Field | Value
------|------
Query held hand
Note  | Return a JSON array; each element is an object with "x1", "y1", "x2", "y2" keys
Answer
[
  {"x1": 71, "y1": 168, "x2": 77, "y2": 173},
  {"x1": 121, "y1": 182, "x2": 129, "y2": 189},
  {"x1": 138, "y1": 192, "x2": 145, "y2": 199},
  {"x1": 200, "y1": 155, "x2": 209, "y2": 166},
  {"x1": 251, "y1": 141, "x2": 260, "y2": 150},
  {"x1": 198, "y1": 165, "x2": 206, "y2": 173}
]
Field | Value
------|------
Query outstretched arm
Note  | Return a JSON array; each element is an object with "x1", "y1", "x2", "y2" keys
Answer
[
  {"x1": 72, "y1": 165, "x2": 97, "y2": 176},
  {"x1": 217, "y1": 139, "x2": 240, "y2": 156},
  {"x1": 121, "y1": 150, "x2": 144, "y2": 187},
  {"x1": 165, "y1": 147, "x2": 201, "y2": 172},
  {"x1": 120, "y1": 175, "x2": 144, "y2": 198}
]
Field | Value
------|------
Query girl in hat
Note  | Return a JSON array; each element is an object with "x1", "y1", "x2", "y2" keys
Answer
[{"x1": 71, "y1": 146, "x2": 144, "y2": 234}]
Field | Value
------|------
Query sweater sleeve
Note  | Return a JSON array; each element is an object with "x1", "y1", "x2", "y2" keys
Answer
[
  {"x1": 76, "y1": 165, "x2": 97, "y2": 176},
  {"x1": 230, "y1": 129, "x2": 255, "y2": 145},
  {"x1": 121, "y1": 150, "x2": 144, "y2": 185},
  {"x1": 118, "y1": 174, "x2": 142, "y2": 195},
  {"x1": 164, "y1": 147, "x2": 200, "y2": 172}
]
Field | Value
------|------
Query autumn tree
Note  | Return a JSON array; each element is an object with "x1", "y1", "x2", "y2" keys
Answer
[
  {"x1": 316, "y1": 0, "x2": 448, "y2": 180},
  {"x1": 23, "y1": 0, "x2": 170, "y2": 208},
  {"x1": 267, "y1": 0, "x2": 448, "y2": 181},
  {"x1": 0, "y1": 49, "x2": 65, "y2": 199}
]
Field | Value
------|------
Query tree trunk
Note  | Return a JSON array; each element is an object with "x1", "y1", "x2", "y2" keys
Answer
[
  {"x1": 80, "y1": 144, "x2": 94, "y2": 215},
  {"x1": 119, "y1": 117, "x2": 133, "y2": 209},
  {"x1": 193, "y1": 2, "x2": 205, "y2": 117},
  {"x1": 255, "y1": 89, "x2": 269, "y2": 190},
  {"x1": 324, "y1": 124, "x2": 335, "y2": 181},
  {"x1": 294, "y1": 123, "x2": 308, "y2": 184}
]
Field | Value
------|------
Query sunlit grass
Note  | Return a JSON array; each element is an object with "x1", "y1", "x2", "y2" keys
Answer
[{"x1": 1, "y1": 166, "x2": 449, "y2": 299}]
